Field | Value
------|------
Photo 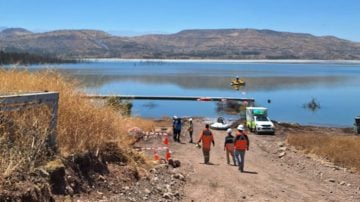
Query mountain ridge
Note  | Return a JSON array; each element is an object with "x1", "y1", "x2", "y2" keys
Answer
[{"x1": 1, "y1": 28, "x2": 359, "y2": 60}]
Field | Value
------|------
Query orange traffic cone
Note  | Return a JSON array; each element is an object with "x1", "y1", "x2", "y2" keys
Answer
[
  {"x1": 163, "y1": 135, "x2": 169, "y2": 145},
  {"x1": 166, "y1": 148, "x2": 171, "y2": 160},
  {"x1": 154, "y1": 149, "x2": 160, "y2": 161}
]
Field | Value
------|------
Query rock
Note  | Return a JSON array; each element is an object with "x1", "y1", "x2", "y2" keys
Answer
[
  {"x1": 143, "y1": 196, "x2": 148, "y2": 200},
  {"x1": 327, "y1": 179, "x2": 336, "y2": 183},
  {"x1": 98, "y1": 175, "x2": 106, "y2": 181},
  {"x1": 277, "y1": 142, "x2": 285, "y2": 147},
  {"x1": 144, "y1": 188, "x2": 151, "y2": 194},
  {"x1": 152, "y1": 177, "x2": 159, "y2": 182},
  {"x1": 156, "y1": 186, "x2": 163, "y2": 192},
  {"x1": 127, "y1": 197, "x2": 136, "y2": 201},
  {"x1": 155, "y1": 164, "x2": 169, "y2": 169},
  {"x1": 65, "y1": 186, "x2": 74, "y2": 196},
  {"x1": 173, "y1": 173, "x2": 185, "y2": 181},
  {"x1": 169, "y1": 159, "x2": 181, "y2": 168},
  {"x1": 163, "y1": 192, "x2": 172, "y2": 199},
  {"x1": 278, "y1": 147, "x2": 287, "y2": 151},
  {"x1": 347, "y1": 184, "x2": 351, "y2": 187},
  {"x1": 339, "y1": 181, "x2": 346, "y2": 185},
  {"x1": 123, "y1": 186, "x2": 130, "y2": 190},
  {"x1": 166, "y1": 184, "x2": 172, "y2": 192},
  {"x1": 278, "y1": 152, "x2": 286, "y2": 158}
]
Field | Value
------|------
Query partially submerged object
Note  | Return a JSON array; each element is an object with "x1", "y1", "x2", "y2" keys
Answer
[{"x1": 210, "y1": 117, "x2": 231, "y2": 130}]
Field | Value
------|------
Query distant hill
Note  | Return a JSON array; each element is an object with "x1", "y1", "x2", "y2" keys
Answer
[{"x1": 1, "y1": 28, "x2": 360, "y2": 60}]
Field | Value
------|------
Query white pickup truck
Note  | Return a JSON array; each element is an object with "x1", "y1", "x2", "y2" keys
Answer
[{"x1": 246, "y1": 107, "x2": 275, "y2": 135}]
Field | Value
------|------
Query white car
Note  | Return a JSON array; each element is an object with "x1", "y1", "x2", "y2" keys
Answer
[{"x1": 253, "y1": 116, "x2": 275, "y2": 135}]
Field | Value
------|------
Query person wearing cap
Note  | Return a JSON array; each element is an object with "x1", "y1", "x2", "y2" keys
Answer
[
  {"x1": 234, "y1": 124, "x2": 250, "y2": 172},
  {"x1": 197, "y1": 124, "x2": 215, "y2": 164},
  {"x1": 224, "y1": 128, "x2": 236, "y2": 165},
  {"x1": 188, "y1": 118, "x2": 194, "y2": 143}
]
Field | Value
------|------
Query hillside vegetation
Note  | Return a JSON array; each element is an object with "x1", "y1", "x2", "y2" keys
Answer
[
  {"x1": 0, "y1": 51, "x2": 77, "y2": 65},
  {"x1": 1, "y1": 28, "x2": 360, "y2": 60}
]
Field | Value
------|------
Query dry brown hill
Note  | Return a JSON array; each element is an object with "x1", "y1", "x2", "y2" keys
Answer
[{"x1": 1, "y1": 28, "x2": 360, "y2": 59}]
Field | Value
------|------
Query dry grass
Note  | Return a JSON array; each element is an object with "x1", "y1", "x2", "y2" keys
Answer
[
  {"x1": 287, "y1": 134, "x2": 360, "y2": 171},
  {"x1": 0, "y1": 69, "x2": 154, "y2": 176},
  {"x1": 0, "y1": 106, "x2": 51, "y2": 177}
]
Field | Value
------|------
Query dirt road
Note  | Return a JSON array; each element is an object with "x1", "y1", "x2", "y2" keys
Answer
[{"x1": 171, "y1": 119, "x2": 360, "y2": 202}]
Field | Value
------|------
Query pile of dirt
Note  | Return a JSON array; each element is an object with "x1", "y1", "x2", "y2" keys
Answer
[
  {"x1": 0, "y1": 137, "x2": 186, "y2": 202},
  {"x1": 78, "y1": 163, "x2": 186, "y2": 202}
]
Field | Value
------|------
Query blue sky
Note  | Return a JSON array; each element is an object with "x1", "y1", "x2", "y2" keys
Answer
[{"x1": 1, "y1": 0, "x2": 360, "y2": 41}]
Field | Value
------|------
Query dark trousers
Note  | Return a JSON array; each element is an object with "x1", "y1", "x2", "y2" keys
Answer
[
  {"x1": 189, "y1": 131, "x2": 193, "y2": 143},
  {"x1": 173, "y1": 128, "x2": 177, "y2": 141},
  {"x1": 173, "y1": 129, "x2": 181, "y2": 142},
  {"x1": 202, "y1": 149, "x2": 210, "y2": 164}
]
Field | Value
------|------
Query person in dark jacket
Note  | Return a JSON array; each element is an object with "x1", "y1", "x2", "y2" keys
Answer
[
  {"x1": 234, "y1": 124, "x2": 250, "y2": 172},
  {"x1": 224, "y1": 128, "x2": 236, "y2": 165},
  {"x1": 174, "y1": 117, "x2": 182, "y2": 142},
  {"x1": 172, "y1": 116, "x2": 178, "y2": 141}
]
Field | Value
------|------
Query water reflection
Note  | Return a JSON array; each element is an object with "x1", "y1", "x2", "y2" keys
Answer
[
  {"x1": 69, "y1": 73, "x2": 349, "y2": 92},
  {"x1": 8, "y1": 61, "x2": 360, "y2": 126}
]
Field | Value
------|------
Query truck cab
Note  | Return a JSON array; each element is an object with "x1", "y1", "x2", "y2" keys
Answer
[{"x1": 246, "y1": 107, "x2": 275, "y2": 135}]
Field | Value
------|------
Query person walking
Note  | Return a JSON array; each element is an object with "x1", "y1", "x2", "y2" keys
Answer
[
  {"x1": 197, "y1": 124, "x2": 215, "y2": 164},
  {"x1": 234, "y1": 124, "x2": 250, "y2": 172},
  {"x1": 188, "y1": 118, "x2": 194, "y2": 143},
  {"x1": 224, "y1": 128, "x2": 236, "y2": 166},
  {"x1": 172, "y1": 116, "x2": 178, "y2": 142},
  {"x1": 174, "y1": 117, "x2": 182, "y2": 142}
]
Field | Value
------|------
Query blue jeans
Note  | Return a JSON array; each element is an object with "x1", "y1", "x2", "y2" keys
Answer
[{"x1": 234, "y1": 150, "x2": 246, "y2": 171}]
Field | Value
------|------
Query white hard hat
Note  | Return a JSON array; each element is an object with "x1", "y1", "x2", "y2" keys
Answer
[
  {"x1": 226, "y1": 128, "x2": 232, "y2": 133},
  {"x1": 237, "y1": 124, "x2": 244, "y2": 131},
  {"x1": 189, "y1": 118, "x2": 192, "y2": 121},
  {"x1": 173, "y1": 115, "x2": 178, "y2": 119}
]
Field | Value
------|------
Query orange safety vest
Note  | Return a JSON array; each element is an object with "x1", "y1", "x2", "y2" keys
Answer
[
  {"x1": 225, "y1": 143, "x2": 234, "y2": 153},
  {"x1": 234, "y1": 132, "x2": 248, "y2": 150},
  {"x1": 199, "y1": 129, "x2": 214, "y2": 150}
]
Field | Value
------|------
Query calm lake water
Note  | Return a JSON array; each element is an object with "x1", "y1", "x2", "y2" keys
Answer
[{"x1": 27, "y1": 60, "x2": 360, "y2": 127}]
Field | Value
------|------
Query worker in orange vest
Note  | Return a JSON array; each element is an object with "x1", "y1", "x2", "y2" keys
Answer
[
  {"x1": 224, "y1": 128, "x2": 236, "y2": 166},
  {"x1": 234, "y1": 124, "x2": 250, "y2": 172},
  {"x1": 197, "y1": 124, "x2": 215, "y2": 164}
]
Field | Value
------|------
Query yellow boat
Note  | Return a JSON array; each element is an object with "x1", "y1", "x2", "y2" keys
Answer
[{"x1": 230, "y1": 78, "x2": 246, "y2": 86}]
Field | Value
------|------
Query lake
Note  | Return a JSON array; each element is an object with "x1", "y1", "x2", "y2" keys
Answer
[{"x1": 27, "y1": 60, "x2": 360, "y2": 127}]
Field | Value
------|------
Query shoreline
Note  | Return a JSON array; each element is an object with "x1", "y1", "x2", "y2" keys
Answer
[{"x1": 83, "y1": 58, "x2": 360, "y2": 64}]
